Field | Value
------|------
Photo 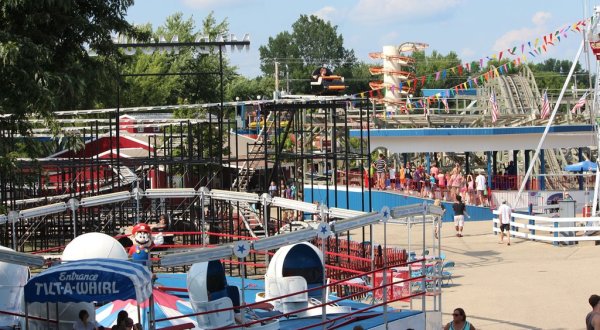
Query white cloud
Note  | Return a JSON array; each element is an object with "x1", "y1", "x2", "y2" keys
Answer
[
  {"x1": 350, "y1": 0, "x2": 464, "y2": 24},
  {"x1": 313, "y1": 6, "x2": 337, "y2": 22},
  {"x1": 532, "y1": 11, "x2": 552, "y2": 26},
  {"x1": 492, "y1": 12, "x2": 550, "y2": 52}
]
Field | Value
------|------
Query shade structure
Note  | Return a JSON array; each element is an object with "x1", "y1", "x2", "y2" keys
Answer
[
  {"x1": 95, "y1": 289, "x2": 197, "y2": 329},
  {"x1": 564, "y1": 160, "x2": 598, "y2": 172},
  {"x1": 24, "y1": 258, "x2": 152, "y2": 304}
]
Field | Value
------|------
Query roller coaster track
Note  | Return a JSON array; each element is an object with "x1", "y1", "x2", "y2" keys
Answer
[{"x1": 494, "y1": 66, "x2": 539, "y2": 116}]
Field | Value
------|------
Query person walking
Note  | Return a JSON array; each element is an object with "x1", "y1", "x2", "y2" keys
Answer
[
  {"x1": 497, "y1": 200, "x2": 512, "y2": 245},
  {"x1": 444, "y1": 308, "x2": 476, "y2": 330},
  {"x1": 452, "y1": 195, "x2": 469, "y2": 237},
  {"x1": 475, "y1": 170, "x2": 487, "y2": 206},
  {"x1": 587, "y1": 294, "x2": 600, "y2": 330}
]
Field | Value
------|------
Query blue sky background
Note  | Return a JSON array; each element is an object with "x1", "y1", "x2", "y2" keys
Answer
[{"x1": 127, "y1": 0, "x2": 596, "y2": 78}]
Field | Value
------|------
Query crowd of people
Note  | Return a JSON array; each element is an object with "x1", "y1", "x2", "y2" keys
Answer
[
  {"x1": 268, "y1": 179, "x2": 297, "y2": 199},
  {"x1": 371, "y1": 155, "x2": 490, "y2": 206}
]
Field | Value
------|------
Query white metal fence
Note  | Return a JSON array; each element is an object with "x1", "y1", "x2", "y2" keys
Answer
[{"x1": 492, "y1": 209, "x2": 600, "y2": 245}]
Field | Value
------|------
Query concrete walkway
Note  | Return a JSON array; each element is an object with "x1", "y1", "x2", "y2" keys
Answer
[{"x1": 359, "y1": 220, "x2": 599, "y2": 329}]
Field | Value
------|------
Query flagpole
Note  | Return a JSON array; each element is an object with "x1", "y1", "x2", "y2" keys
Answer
[{"x1": 515, "y1": 40, "x2": 585, "y2": 207}]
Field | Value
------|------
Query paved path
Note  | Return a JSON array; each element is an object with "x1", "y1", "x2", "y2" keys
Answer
[{"x1": 360, "y1": 220, "x2": 599, "y2": 329}]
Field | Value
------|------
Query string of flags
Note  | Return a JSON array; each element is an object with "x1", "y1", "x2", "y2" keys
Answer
[{"x1": 351, "y1": 16, "x2": 591, "y2": 115}]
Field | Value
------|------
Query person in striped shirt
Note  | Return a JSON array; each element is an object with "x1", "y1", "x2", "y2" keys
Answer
[{"x1": 372, "y1": 153, "x2": 387, "y2": 190}]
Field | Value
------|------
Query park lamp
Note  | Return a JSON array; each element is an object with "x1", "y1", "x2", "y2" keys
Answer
[
  {"x1": 329, "y1": 207, "x2": 365, "y2": 219},
  {"x1": 160, "y1": 244, "x2": 234, "y2": 267},
  {"x1": 19, "y1": 202, "x2": 67, "y2": 219},
  {"x1": 79, "y1": 191, "x2": 132, "y2": 208},
  {"x1": 331, "y1": 211, "x2": 383, "y2": 234},
  {"x1": 270, "y1": 197, "x2": 318, "y2": 213},
  {"x1": 252, "y1": 228, "x2": 318, "y2": 251},
  {"x1": 209, "y1": 189, "x2": 259, "y2": 203},
  {"x1": 0, "y1": 249, "x2": 45, "y2": 267},
  {"x1": 145, "y1": 188, "x2": 197, "y2": 199}
]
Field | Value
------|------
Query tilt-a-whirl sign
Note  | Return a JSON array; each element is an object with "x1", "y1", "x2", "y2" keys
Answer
[{"x1": 24, "y1": 259, "x2": 152, "y2": 304}]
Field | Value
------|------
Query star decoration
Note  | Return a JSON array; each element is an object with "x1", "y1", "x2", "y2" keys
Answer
[
  {"x1": 237, "y1": 244, "x2": 247, "y2": 254},
  {"x1": 320, "y1": 225, "x2": 329, "y2": 234}
]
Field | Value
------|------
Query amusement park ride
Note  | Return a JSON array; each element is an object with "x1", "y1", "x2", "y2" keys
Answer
[{"x1": 3, "y1": 6, "x2": 600, "y2": 330}]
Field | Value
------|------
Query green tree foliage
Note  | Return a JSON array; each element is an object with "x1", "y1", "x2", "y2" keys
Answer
[
  {"x1": 226, "y1": 76, "x2": 275, "y2": 102},
  {"x1": 259, "y1": 15, "x2": 356, "y2": 94},
  {"x1": 0, "y1": 0, "x2": 140, "y2": 123},
  {"x1": 529, "y1": 58, "x2": 589, "y2": 92},
  {"x1": 413, "y1": 50, "x2": 463, "y2": 93},
  {"x1": 119, "y1": 12, "x2": 238, "y2": 108}
]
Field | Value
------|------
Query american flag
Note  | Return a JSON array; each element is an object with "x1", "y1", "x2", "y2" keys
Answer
[
  {"x1": 540, "y1": 90, "x2": 551, "y2": 119},
  {"x1": 489, "y1": 91, "x2": 499, "y2": 123},
  {"x1": 571, "y1": 91, "x2": 588, "y2": 114}
]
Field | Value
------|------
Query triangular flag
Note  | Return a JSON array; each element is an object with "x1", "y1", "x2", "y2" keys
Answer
[
  {"x1": 435, "y1": 71, "x2": 440, "y2": 81},
  {"x1": 498, "y1": 51, "x2": 503, "y2": 60},
  {"x1": 458, "y1": 65, "x2": 463, "y2": 75}
]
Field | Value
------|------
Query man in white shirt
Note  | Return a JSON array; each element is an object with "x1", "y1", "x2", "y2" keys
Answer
[
  {"x1": 497, "y1": 200, "x2": 512, "y2": 245},
  {"x1": 475, "y1": 171, "x2": 487, "y2": 206}
]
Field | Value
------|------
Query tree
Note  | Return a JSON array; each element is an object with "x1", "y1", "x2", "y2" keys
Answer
[
  {"x1": 530, "y1": 59, "x2": 589, "y2": 92},
  {"x1": 119, "y1": 12, "x2": 238, "y2": 107},
  {"x1": 0, "y1": 0, "x2": 141, "y2": 123},
  {"x1": 259, "y1": 15, "x2": 356, "y2": 94}
]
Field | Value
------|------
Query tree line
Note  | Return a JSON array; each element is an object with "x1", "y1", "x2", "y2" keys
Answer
[{"x1": 0, "y1": 1, "x2": 590, "y2": 159}]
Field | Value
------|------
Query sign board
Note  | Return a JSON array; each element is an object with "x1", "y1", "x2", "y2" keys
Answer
[{"x1": 24, "y1": 259, "x2": 152, "y2": 303}]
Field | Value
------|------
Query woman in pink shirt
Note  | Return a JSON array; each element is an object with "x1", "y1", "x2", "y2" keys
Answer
[{"x1": 437, "y1": 172, "x2": 446, "y2": 199}]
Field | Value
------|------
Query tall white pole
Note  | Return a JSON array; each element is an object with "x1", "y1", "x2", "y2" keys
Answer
[{"x1": 516, "y1": 40, "x2": 585, "y2": 206}]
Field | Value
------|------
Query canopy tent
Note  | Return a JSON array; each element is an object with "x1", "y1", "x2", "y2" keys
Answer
[
  {"x1": 96, "y1": 289, "x2": 197, "y2": 329},
  {"x1": 24, "y1": 258, "x2": 152, "y2": 304},
  {"x1": 564, "y1": 160, "x2": 598, "y2": 172}
]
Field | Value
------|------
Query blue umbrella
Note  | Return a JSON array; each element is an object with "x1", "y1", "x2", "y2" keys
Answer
[{"x1": 564, "y1": 160, "x2": 597, "y2": 172}]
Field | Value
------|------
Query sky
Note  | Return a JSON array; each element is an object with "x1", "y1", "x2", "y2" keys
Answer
[{"x1": 127, "y1": 0, "x2": 596, "y2": 78}]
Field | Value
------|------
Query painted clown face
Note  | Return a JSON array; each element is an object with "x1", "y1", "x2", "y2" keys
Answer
[{"x1": 134, "y1": 230, "x2": 152, "y2": 247}]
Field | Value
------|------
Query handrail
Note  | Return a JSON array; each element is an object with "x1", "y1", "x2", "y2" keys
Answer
[{"x1": 492, "y1": 210, "x2": 600, "y2": 245}]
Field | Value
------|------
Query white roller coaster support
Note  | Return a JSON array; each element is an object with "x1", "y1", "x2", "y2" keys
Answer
[{"x1": 516, "y1": 40, "x2": 584, "y2": 207}]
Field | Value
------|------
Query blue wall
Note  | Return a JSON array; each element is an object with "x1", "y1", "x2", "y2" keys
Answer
[{"x1": 304, "y1": 187, "x2": 493, "y2": 222}]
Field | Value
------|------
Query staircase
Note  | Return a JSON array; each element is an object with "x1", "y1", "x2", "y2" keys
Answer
[
  {"x1": 230, "y1": 111, "x2": 277, "y2": 238},
  {"x1": 113, "y1": 165, "x2": 138, "y2": 187}
]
